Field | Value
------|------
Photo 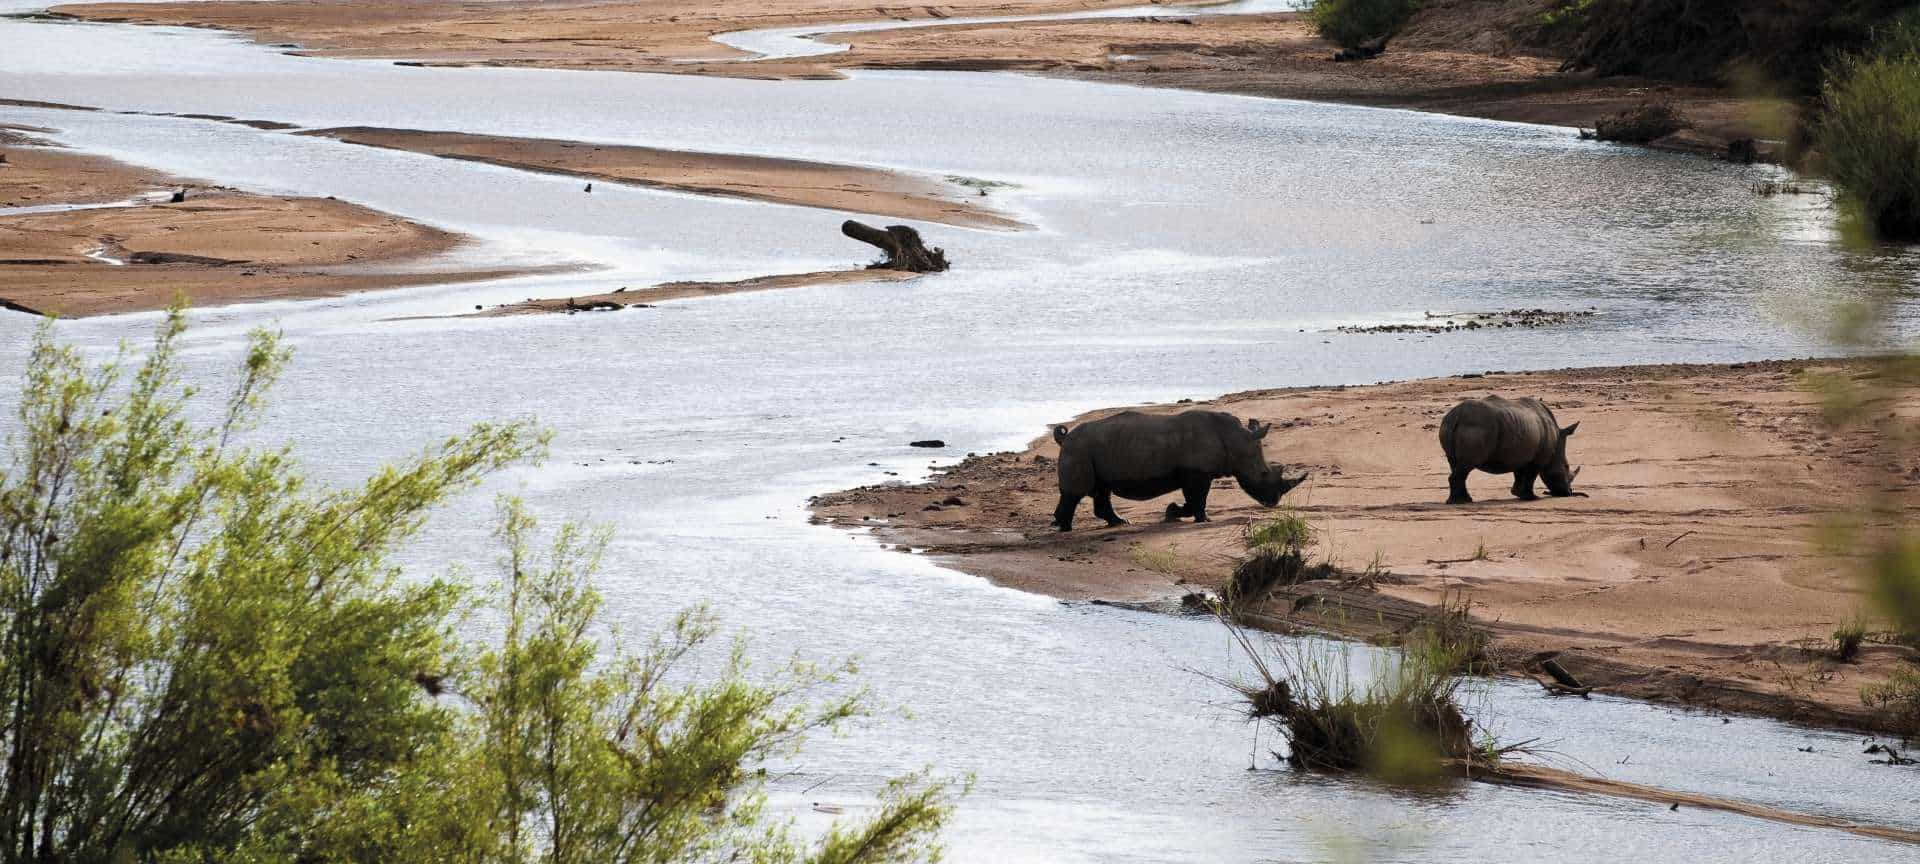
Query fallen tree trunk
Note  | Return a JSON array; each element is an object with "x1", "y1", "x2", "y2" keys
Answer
[{"x1": 842, "y1": 220, "x2": 948, "y2": 273}]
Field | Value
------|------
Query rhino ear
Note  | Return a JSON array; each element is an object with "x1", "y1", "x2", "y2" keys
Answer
[
  {"x1": 1561, "y1": 422, "x2": 1580, "y2": 438},
  {"x1": 1251, "y1": 421, "x2": 1272, "y2": 440}
]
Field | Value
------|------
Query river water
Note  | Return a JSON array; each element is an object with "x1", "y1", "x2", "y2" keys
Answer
[{"x1": 4, "y1": 5, "x2": 1920, "y2": 862}]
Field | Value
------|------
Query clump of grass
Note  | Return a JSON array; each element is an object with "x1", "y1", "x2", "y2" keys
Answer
[
  {"x1": 1591, "y1": 101, "x2": 1690, "y2": 143},
  {"x1": 1213, "y1": 624, "x2": 1510, "y2": 783},
  {"x1": 1226, "y1": 513, "x2": 1331, "y2": 613},
  {"x1": 1248, "y1": 512, "x2": 1314, "y2": 551},
  {"x1": 1406, "y1": 591, "x2": 1493, "y2": 675},
  {"x1": 1834, "y1": 616, "x2": 1868, "y2": 662},
  {"x1": 1471, "y1": 540, "x2": 1490, "y2": 562},
  {"x1": 1861, "y1": 666, "x2": 1920, "y2": 733},
  {"x1": 1817, "y1": 12, "x2": 1920, "y2": 241},
  {"x1": 1306, "y1": 0, "x2": 1420, "y2": 49}
]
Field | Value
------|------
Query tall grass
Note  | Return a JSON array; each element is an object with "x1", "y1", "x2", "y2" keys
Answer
[
  {"x1": 1306, "y1": 0, "x2": 1421, "y2": 49},
  {"x1": 1215, "y1": 626, "x2": 1489, "y2": 782},
  {"x1": 1819, "y1": 12, "x2": 1920, "y2": 241}
]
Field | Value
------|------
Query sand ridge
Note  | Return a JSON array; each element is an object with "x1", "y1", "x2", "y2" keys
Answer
[{"x1": 0, "y1": 139, "x2": 526, "y2": 317}]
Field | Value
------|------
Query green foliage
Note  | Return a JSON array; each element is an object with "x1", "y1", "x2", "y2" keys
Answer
[
  {"x1": 1246, "y1": 513, "x2": 1313, "y2": 553},
  {"x1": 1819, "y1": 14, "x2": 1920, "y2": 241},
  {"x1": 0, "y1": 307, "x2": 951, "y2": 863},
  {"x1": 1306, "y1": 0, "x2": 1420, "y2": 49}
]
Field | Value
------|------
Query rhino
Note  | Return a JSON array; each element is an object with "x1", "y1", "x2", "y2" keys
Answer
[
  {"x1": 1439, "y1": 395, "x2": 1581, "y2": 504},
  {"x1": 1051, "y1": 410, "x2": 1309, "y2": 531}
]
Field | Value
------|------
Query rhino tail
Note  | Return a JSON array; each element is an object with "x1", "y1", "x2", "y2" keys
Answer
[{"x1": 1053, "y1": 425, "x2": 1070, "y2": 444}]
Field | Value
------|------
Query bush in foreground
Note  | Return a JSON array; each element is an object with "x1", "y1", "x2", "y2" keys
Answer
[
  {"x1": 0, "y1": 307, "x2": 950, "y2": 863},
  {"x1": 1818, "y1": 13, "x2": 1920, "y2": 241},
  {"x1": 1307, "y1": 0, "x2": 1421, "y2": 49}
]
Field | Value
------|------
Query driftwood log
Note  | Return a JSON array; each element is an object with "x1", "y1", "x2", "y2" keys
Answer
[{"x1": 841, "y1": 220, "x2": 948, "y2": 273}]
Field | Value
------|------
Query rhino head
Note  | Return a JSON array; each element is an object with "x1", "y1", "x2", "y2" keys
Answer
[
  {"x1": 1236, "y1": 418, "x2": 1311, "y2": 507},
  {"x1": 1542, "y1": 421, "x2": 1581, "y2": 497}
]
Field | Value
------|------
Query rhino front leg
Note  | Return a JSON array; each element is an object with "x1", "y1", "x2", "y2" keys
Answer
[
  {"x1": 1181, "y1": 474, "x2": 1213, "y2": 523},
  {"x1": 1092, "y1": 487, "x2": 1128, "y2": 528},
  {"x1": 1511, "y1": 468, "x2": 1539, "y2": 501},
  {"x1": 1053, "y1": 493, "x2": 1082, "y2": 531},
  {"x1": 1447, "y1": 467, "x2": 1473, "y2": 505}
]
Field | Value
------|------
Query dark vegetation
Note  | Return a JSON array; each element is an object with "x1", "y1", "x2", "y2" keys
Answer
[
  {"x1": 1589, "y1": 101, "x2": 1690, "y2": 142},
  {"x1": 1545, "y1": 0, "x2": 1916, "y2": 95},
  {"x1": 1815, "y1": 10, "x2": 1920, "y2": 240},
  {"x1": 1307, "y1": 0, "x2": 1423, "y2": 49}
]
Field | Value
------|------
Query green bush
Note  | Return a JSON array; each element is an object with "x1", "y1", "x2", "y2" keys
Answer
[
  {"x1": 1307, "y1": 0, "x2": 1421, "y2": 48},
  {"x1": 0, "y1": 306, "x2": 951, "y2": 863},
  {"x1": 1819, "y1": 14, "x2": 1920, "y2": 241}
]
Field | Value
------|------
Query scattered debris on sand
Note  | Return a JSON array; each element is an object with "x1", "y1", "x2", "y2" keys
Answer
[{"x1": 1336, "y1": 308, "x2": 1597, "y2": 335}]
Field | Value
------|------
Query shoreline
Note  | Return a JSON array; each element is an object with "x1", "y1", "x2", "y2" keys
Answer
[
  {"x1": 45, "y1": 3, "x2": 1779, "y2": 160},
  {"x1": 298, "y1": 127, "x2": 1023, "y2": 231},
  {"x1": 811, "y1": 359, "x2": 1920, "y2": 735}
]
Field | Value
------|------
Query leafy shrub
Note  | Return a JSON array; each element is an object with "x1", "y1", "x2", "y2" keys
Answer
[
  {"x1": 1818, "y1": 15, "x2": 1920, "y2": 241},
  {"x1": 0, "y1": 307, "x2": 951, "y2": 863},
  {"x1": 1307, "y1": 0, "x2": 1421, "y2": 49}
]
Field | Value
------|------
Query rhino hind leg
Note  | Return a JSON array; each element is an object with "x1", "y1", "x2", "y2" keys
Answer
[
  {"x1": 1053, "y1": 493, "x2": 1082, "y2": 532},
  {"x1": 1446, "y1": 467, "x2": 1474, "y2": 505},
  {"x1": 1092, "y1": 488, "x2": 1127, "y2": 528},
  {"x1": 1511, "y1": 468, "x2": 1539, "y2": 501}
]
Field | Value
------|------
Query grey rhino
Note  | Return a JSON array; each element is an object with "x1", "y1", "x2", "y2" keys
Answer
[
  {"x1": 1439, "y1": 395, "x2": 1581, "y2": 504},
  {"x1": 1051, "y1": 410, "x2": 1309, "y2": 531}
]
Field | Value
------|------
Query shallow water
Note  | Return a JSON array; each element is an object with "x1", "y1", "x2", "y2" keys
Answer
[{"x1": 5, "y1": 7, "x2": 1920, "y2": 862}]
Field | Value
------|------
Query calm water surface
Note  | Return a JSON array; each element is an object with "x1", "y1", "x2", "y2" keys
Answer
[{"x1": 4, "y1": 6, "x2": 1920, "y2": 861}]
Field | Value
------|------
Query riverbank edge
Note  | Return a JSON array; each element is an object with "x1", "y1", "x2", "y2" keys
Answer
[
  {"x1": 39, "y1": 4, "x2": 1773, "y2": 163},
  {"x1": 809, "y1": 358, "x2": 1918, "y2": 737}
]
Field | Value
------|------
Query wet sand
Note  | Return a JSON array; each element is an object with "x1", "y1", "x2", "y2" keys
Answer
[
  {"x1": 300, "y1": 127, "x2": 1024, "y2": 230},
  {"x1": 460, "y1": 268, "x2": 917, "y2": 317},
  {"x1": 52, "y1": 2, "x2": 1778, "y2": 158},
  {"x1": 812, "y1": 360, "x2": 1920, "y2": 732},
  {"x1": 0, "y1": 139, "x2": 522, "y2": 317}
]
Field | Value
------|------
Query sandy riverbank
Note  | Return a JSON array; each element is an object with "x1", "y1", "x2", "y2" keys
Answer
[
  {"x1": 300, "y1": 127, "x2": 1022, "y2": 231},
  {"x1": 51, "y1": 1, "x2": 1778, "y2": 158},
  {"x1": 812, "y1": 360, "x2": 1920, "y2": 733},
  {"x1": 0, "y1": 135, "x2": 524, "y2": 317}
]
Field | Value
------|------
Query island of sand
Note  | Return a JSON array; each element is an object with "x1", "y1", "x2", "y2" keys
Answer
[
  {"x1": 0, "y1": 128, "x2": 526, "y2": 317},
  {"x1": 813, "y1": 359, "x2": 1920, "y2": 733}
]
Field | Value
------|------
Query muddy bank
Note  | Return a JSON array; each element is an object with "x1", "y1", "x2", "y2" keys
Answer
[
  {"x1": 0, "y1": 139, "x2": 524, "y2": 317},
  {"x1": 50, "y1": 2, "x2": 1778, "y2": 158},
  {"x1": 458, "y1": 268, "x2": 916, "y2": 317},
  {"x1": 299, "y1": 127, "x2": 1023, "y2": 230},
  {"x1": 812, "y1": 360, "x2": 1920, "y2": 733}
]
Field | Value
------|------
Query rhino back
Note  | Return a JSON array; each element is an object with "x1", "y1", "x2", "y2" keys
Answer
[
  {"x1": 1060, "y1": 411, "x2": 1243, "y2": 496},
  {"x1": 1443, "y1": 396, "x2": 1556, "y2": 471}
]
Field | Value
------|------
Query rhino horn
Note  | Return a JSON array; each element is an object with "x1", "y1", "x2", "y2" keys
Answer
[{"x1": 1572, "y1": 465, "x2": 1583, "y2": 480}]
